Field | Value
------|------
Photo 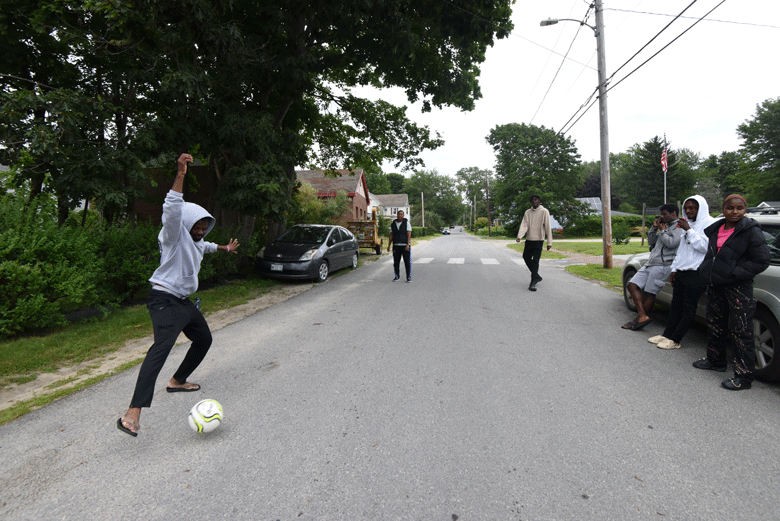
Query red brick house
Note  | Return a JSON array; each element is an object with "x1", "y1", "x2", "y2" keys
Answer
[{"x1": 296, "y1": 169, "x2": 370, "y2": 222}]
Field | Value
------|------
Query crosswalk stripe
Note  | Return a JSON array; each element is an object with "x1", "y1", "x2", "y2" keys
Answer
[
  {"x1": 512, "y1": 259, "x2": 524, "y2": 265},
  {"x1": 416, "y1": 258, "x2": 434, "y2": 264},
  {"x1": 447, "y1": 258, "x2": 465, "y2": 264},
  {"x1": 481, "y1": 258, "x2": 499, "y2": 265}
]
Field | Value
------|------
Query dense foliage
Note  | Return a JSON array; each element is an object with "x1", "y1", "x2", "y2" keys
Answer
[
  {"x1": 487, "y1": 123, "x2": 585, "y2": 235},
  {"x1": 0, "y1": 194, "x2": 249, "y2": 337},
  {"x1": 0, "y1": 0, "x2": 514, "y2": 237}
]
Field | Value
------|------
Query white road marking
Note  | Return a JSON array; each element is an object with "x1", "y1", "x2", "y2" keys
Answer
[
  {"x1": 447, "y1": 258, "x2": 465, "y2": 264},
  {"x1": 481, "y1": 258, "x2": 499, "y2": 265}
]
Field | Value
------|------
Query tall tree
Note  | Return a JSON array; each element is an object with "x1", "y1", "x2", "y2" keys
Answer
[
  {"x1": 737, "y1": 97, "x2": 780, "y2": 202},
  {"x1": 455, "y1": 166, "x2": 494, "y2": 223},
  {"x1": 2, "y1": 0, "x2": 515, "y2": 237},
  {"x1": 403, "y1": 169, "x2": 463, "y2": 225},
  {"x1": 612, "y1": 136, "x2": 695, "y2": 210},
  {"x1": 486, "y1": 123, "x2": 583, "y2": 231}
]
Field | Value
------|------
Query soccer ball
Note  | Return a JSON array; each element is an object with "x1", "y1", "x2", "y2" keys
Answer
[{"x1": 188, "y1": 399, "x2": 223, "y2": 433}]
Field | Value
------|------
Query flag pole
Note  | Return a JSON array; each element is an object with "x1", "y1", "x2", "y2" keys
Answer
[{"x1": 662, "y1": 134, "x2": 668, "y2": 204}]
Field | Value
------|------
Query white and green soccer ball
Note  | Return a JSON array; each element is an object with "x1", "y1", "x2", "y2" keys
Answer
[{"x1": 188, "y1": 399, "x2": 223, "y2": 433}]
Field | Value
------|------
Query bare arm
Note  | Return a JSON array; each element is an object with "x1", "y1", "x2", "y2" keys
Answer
[{"x1": 171, "y1": 153, "x2": 193, "y2": 193}]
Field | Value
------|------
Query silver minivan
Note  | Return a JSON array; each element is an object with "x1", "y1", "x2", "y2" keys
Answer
[{"x1": 621, "y1": 208, "x2": 780, "y2": 382}]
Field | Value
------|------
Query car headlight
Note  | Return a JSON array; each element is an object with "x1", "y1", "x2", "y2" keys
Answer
[{"x1": 298, "y1": 249, "x2": 318, "y2": 261}]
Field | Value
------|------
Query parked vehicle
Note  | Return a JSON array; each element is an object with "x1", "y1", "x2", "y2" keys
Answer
[
  {"x1": 621, "y1": 207, "x2": 780, "y2": 381},
  {"x1": 255, "y1": 224, "x2": 359, "y2": 282},
  {"x1": 346, "y1": 209, "x2": 383, "y2": 255},
  {"x1": 441, "y1": 229, "x2": 450, "y2": 235}
]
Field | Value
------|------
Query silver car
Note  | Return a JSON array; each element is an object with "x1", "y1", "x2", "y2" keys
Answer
[
  {"x1": 255, "y1": 224, "x2": 359, "y2": 282},
  {"x1": 621, "y1": 208, "x2": 780, "y2": 381}
]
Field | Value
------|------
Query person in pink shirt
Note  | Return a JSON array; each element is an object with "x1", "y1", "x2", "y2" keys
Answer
[{"x1": 693, "y1": 194, "x2": 771, "y2": 390}]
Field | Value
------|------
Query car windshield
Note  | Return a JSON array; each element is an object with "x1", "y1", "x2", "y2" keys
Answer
[{"x1": 277, "y1": 226, "x2": 330, "y2": 244}]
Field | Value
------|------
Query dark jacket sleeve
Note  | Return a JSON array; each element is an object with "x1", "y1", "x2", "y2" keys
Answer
[{"x1": 731, "y1": 226, "x2": 771, "y2": 281}]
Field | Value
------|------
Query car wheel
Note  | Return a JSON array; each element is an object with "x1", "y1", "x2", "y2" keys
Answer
[
  {"x1": 315, "y1": 260, "x2": 329, "y2": 282},
  {"x1": 351, "y1": 252, "x2": 358, "y2": 269},
  {"x1": 753, "y1": 307, "x2": 780, "y2": 382},
  {"x1": 622, "y1": 268, "x2": 637, "y2": 312},
  {"x1": 375, "y1": 245, "x2": 381, "y2": 255}
]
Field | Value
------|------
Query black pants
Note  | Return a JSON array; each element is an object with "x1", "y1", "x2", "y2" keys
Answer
[
  {"x1": 662, "y1": 270, "x2": 705, "y2": 343},
  {"x1": 393, "y1": 246, "x2": 412, "y2": 278},
  {"x1": 523, "y1": 240, "x2": 544, "y2": 280},
  {"x1": 705, "y1": 281, "x2": 757, "y2": 380},
  {"x1": 129, "y1": 290, "x2": 212, "y2": 408}
]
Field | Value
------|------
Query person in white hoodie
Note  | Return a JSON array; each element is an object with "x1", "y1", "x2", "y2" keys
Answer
[
  {"x1": 648, "y1": 195, "x2": 715, "y2": 350},
  {"x1": 118, "y1": 153, "x2": 239, "y2": 437}
]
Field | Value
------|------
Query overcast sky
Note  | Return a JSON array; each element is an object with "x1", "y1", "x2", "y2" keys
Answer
[{"x1": 358, "y1": 0, "x2": 780, "y2": 177}]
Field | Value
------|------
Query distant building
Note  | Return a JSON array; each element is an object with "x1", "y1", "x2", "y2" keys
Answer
[
  {"x1": 296, "y1": 169, "x2": 370, "y2": 222},
  {"x1": 370, "y1": 193, "x2": 411, "y2": 221}
]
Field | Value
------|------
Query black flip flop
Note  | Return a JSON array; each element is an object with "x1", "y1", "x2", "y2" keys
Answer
[
  {"x1": 166, "y1": 384, "x2": 200, "y2": 393},
  {"x1": 117, "y1": 417, "x2": 138, "y2": 437},
  {"x1": 630, "y1": 318, "x2": 652, "y2": 331},
  {"x1": 621, "y1": 320, "x2": 637, "y2": 329}
]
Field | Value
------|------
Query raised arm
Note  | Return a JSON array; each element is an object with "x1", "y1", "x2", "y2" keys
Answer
[{"x1": 171, "y1": 153, "x2": 193, "y2": 193}]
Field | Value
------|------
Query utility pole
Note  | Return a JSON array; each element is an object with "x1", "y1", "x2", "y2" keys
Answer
[
  {"x1": 421, "y1": 192, "x2": 425, "y2": 228},
  {"x1": 485, "y1": 171, "x2": 491, "y2": 237},
  {"x1": 541, "y1": 5, "x2": 612, "y2": 268},
  {"x1": 595, "y1": 0, "x2": 613, "y2": 269}
]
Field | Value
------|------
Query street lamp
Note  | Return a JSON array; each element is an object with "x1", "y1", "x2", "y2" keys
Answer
[{"x1": 541, "y1": 0, "x2": 613, "y2": 269}]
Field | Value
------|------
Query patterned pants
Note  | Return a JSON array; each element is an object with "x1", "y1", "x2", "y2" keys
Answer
[
  {"x1": 705, "y1": 281, "x2": 756, "y2": 380},
  {"x1": 129, "y1": 290, "x2": 212, "y2": 408}
]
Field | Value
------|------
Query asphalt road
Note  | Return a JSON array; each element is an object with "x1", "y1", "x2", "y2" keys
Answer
[{"x1": 2, "y1": 230, "x2": 780, "y2": 520}]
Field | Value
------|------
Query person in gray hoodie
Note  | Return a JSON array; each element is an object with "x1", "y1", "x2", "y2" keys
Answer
[
  {"x1": 622, "y1": 203, "x2": 684, "y2": 331},
  {"x1": 118, "y1": 153, "x2": 239, "y2": 437}
]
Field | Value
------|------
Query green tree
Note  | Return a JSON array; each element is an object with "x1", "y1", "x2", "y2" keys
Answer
[
  {"x1": 455, "y1": 167, "x2": 494, "y2": 219},
  {"x1": 2, "y1": 0, "x2": 514, "y2": 239},
  {"x1": 403, "y1": 169, "x2": 464, "y2": 225},
  {"x1": 387, "y1": 173, "x2": 407, "y2": 194},
  {"x1": 486, "y1": 123, "x2": 583, "y2": 232},
  {"x1": 737, "y1": 97, "x2": 780, "y2": 202},
  {"x1": 613, "y1": 136, "x2": 695, "y2": 209}
]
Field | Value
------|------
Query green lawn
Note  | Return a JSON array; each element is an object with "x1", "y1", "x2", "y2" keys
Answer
[{"x1": 551, "y1": 241, "x2": 648, "y2": 256}]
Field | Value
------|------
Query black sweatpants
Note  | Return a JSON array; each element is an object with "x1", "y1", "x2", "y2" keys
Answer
[
  {"x1": 662, "y1": 270, "x2": 706, "y2": 343},
  {"x1": 393, "y1": 246, "x2": 412, "y2": 279},
  {"x1": 523, "y1": 240, "x2": 544, "y2": 280},
  {"x1": 129, "y1": 289, "x2": 212, "y2": 408}
]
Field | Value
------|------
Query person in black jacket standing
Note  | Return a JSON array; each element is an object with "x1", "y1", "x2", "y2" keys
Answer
[
  {"x1": 693, "y1": 194, "x2": 771, "y2": 390},
  {"x1": 387, "y1": 210, "x2": 412, "y2": 282}
]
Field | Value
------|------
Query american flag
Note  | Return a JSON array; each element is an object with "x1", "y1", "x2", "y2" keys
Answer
[{"x1": 661, "y1": 141, "x2": 668, "y2": 173}]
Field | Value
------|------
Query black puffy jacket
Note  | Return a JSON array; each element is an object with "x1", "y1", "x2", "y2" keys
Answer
[{"x1": 698, "y1": 217, "x2": 770, "y2": 286}]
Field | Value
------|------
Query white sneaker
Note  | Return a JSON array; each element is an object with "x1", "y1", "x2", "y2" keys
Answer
[
  {"x1": 657, "y1": 338, "x2": 681, "y2": 350},
  {"x1": 648, "y1": 335, "x2": 667, "y2": 344}
]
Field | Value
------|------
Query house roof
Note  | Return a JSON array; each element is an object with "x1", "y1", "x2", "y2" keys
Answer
[
  {"x1": 372, "y1": 194, "x2": 409, "y2": 207},
  {"x1": 296, "y1": 169, "x2": 368, "y2": 202}
]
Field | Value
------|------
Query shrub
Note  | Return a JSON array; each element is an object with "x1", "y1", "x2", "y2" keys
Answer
[
  {"x1": 612, "y1": 220, "x2": 631, "y2": 245},
  {"x1": 0, "y1": 195, "x2": 103, "y2": 336},
  {"x1": 0, "y1": 192, "x2": 259, "y2": 338}
]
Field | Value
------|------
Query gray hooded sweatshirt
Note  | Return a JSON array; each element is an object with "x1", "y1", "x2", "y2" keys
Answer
[{"x1": 148, "y1": 190, "x2": 217, "y2": 297}]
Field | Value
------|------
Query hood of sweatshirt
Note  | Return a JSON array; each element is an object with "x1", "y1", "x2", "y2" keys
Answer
[
  {"x1": 181, "y1": 202, "x2": 215, "y2": 238},
  {"x1": 683, "y1": 195, "x2": 716, "y2": 233}
]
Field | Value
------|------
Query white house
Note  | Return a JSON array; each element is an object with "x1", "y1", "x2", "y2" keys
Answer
[{"x1": 370, "y1": 193, "x2": 411, "y2": 220}]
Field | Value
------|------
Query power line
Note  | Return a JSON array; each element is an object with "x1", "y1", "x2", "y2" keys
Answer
[
  {"x1": 498, "y1": 1, "x2": 729, "y2": 197},
  {"x1": 530, "y1": 4, "x2": 595, "y2": 124},
  {"x1": 604, "y1": 7, "x2": 780, "y2": 29}
]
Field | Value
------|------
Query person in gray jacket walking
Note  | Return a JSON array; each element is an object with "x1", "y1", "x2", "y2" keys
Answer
[{"x1": 118, "y1": 153, "x2": 239, "y2": 437}]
